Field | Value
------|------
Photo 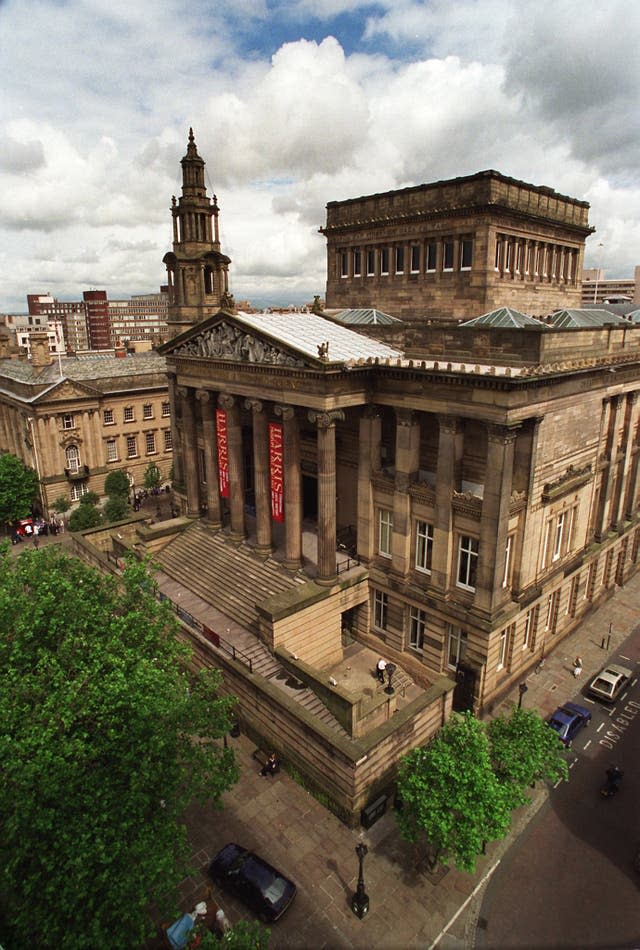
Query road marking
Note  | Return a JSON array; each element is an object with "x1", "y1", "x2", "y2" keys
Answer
[
  {"x1": 583, "y1": 739, "x2": 592, "y2": 750},
  {"x1": 428, "y1": 859, "x2": 501, "y2": 950},
  {"x1": 618, "y1": 654, "x2": 632, "y2": 661},
  {"x1": 569, "y1": 760, "x2": 576, "y2": 769},
  {"x1": 596, "y1": 723, "x2": 604, "y2": 733},
  {"x1": 583, "y1": 697, "x2": 596, "y2": 705},
  {"x1": 553, "y1": 779, "x2": 562, "y2": 789},
  {"x1": 608, "y1": 707, "x2": 616, "y2": 717},
  {"x1": 620, "y1": 691, "x2": 628, "y2": 702}
]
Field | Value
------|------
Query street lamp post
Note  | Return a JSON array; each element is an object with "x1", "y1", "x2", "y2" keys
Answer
[
  {"x1": 518, "y1": 682, "x2": 528, "y2": 709},
  {"x1": 384, "y1": 662, "x2": 397, "y2": 695},
  {"x1": 351, "y1": 843, "x2": 369, "y2": 919}
]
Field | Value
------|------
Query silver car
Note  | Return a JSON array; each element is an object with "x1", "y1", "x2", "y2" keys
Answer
[{"x1": 587, "y1": 663, "x2": 633, "y2": 702}]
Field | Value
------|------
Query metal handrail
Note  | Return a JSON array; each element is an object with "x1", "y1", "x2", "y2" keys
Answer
[{"x1": 158, "y1": 592, "x2": 253, "y2": 672}]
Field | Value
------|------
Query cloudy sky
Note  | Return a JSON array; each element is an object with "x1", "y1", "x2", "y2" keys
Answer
[{"x1": 1, "y1": 0, "x2": 639, "y2": 312}]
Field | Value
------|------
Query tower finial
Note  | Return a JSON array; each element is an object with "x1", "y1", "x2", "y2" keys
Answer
[{"x1": 189, "y1": 127, "x2": 194, "y2": 143}]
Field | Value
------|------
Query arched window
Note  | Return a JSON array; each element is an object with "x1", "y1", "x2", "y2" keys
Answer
[
  {"x1": 204, "y1": 266, "x2": 214, "y2": 295},
  {"x1": 65, "y1": 444, "x2": 80, "y2": 474}
]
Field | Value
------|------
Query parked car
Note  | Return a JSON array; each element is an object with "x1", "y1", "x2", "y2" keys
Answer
[
  {"x1": 208, "y1": 843, "x2": 297, "y2": 922},
  {"x1": 547, "y1": 701, "x2": 592, "y2": 747},
  {"x1": 587, "y1": 663, "x2": 633, "y2": 703}
]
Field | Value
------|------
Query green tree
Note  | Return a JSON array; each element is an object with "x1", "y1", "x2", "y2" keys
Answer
[
  {"x1": 51, "y1": 495, "x2": 71, "y2": 514},
  {"x1": 396, "y1": 712, "x2": 512, "y2": 873},
  {"x1": 0, "y1": 453, "x2": 39, "y2": 528},
  {"x1": 0, "y1": 547, "x2": 238, "y2": 950},
  {"x1": 199, "y1": 920, "x2": 271, "y2": 949},
  {"x1": 104, "y1": 468, "x2": 130, "y2": 499},
  {"x1": 488, "y1": 706, "x2": 569, "y2": 808},
  {"x1": 68, "y1": 502, "x2": 102, "y2": 531},
  {"x1": 79, "y1": 490, "x2": 100, "y2": 507},
  {"x1": 103, "y1": 495, "x2": 130, "y2": 523},
  {"x1": 143, "y1": 461, "x2": 162, "y2": 491}
]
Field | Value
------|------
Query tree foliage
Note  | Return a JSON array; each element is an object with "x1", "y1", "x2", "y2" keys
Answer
[
  {"x1": 0, "y1": 546, "x2": 239, "y2": 949},
  {"x1": 396, "y1": 712, "x2": 513, "y2": 873},
  {"x1": 487, "y1": 707, "x2": 569, "y2": 808},
  {"x1": 103, "y1": 495, "x2": 130, "y2": 523},
  {"x1": 199, "y1": 920, "x2": 271, "y2": 949},
  {"x1": 68, "y1": 501, "x2": 102, "y2": 531},
  {"x1": 51, "y1": 495, "x2": 71, "y2": 513},
  {"x1": 79, "y1": 490, "x2": 100, "y2": 507},
  {"x1": 104, "y1": 468, "x2": 130, "y2": 499},
  {"x1": 143, "y1": 461, "x2": 162, "y2": 491},
  {"x1": 0, "y1": 453, "x2": 39, "y2": 527}
]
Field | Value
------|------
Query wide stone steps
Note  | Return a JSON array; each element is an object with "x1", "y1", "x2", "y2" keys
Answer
[{"x1": 153, "y1": 521, "x2": 304, "y2": 633}]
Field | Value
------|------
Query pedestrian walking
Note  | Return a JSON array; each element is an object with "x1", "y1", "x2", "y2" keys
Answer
[
  {"x1": 573, "y1": 655, "x2": 583, "y2": 677},
  {"x1": 376, "y1": 657, "x2": 387, "y2": 683}
]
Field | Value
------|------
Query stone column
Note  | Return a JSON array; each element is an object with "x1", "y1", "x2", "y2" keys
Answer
[
  {"x1": 245, "y1": 398, "x2": 272, "y2": 556},
  {"x1": 431, "y1": 415, "x2": 462, "y2": 591},
  {"x1": 219, "y1": 393, "x2": 246, "y2": 541},
  {"x1": 392, "y1": 409, "x2": 420, "y2": 576},
  {"x1": 309, "y1": 409, "x2": 344, "y2": 586},
  {"x1": 275, "y1": 404, "x2": 302, "y2": 570},
  {"x1": 196, "y1": 390, "x2": 222, "y2": 528},
  {"x1": 167, "y1": 374, "x2": 183, "y2": 488},
  {"x1": 178, "y1": 386, "x2": 200, "y2": 516},
  {"x1": 475, "y1": 424, "x2": 519, "y2": 615},
  {"x1": 356, "y1": 407, "x2": 382, "y2": 563}
]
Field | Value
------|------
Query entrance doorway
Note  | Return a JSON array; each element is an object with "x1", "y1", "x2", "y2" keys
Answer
[{"x1": 302, "y1": 474, "x2": 318, "y2": 520}]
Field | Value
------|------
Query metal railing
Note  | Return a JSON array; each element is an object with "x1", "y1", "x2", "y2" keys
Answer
[{"x1": 157, "y1": 592, "x2": 253, "y2": 672}]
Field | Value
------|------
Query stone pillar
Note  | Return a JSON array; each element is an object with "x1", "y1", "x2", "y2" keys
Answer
[
  {"x1": 475, "y1": 424, "x2": 519, "y2": 614},
  {"x1": 219, "y1": 393, "x2": 246, "y2": 541},
  {"x1": 309, "y1": 409, "x2": 344, "y2": 586},
  {"x1": 391, "y1": 409, "x2": 420, "y2": 575},
  {"x1": 178, "y1": 386, "x2": 200, "y2": 516},
  {"x1": 356, "y1": 407, "x2": 382, "y2": 563},
  {"x1": 613, "y1": 392, "x2": 639, "y2": 528},
  {"x1": 167, "y1": 374, "x2": 183, "y2": 487},
  {"x1": 596, "y1": 395, "x2": 623, "y2": 539},
  {"x1": 431, "y1": 415, "x2": 462, "y2": 591},
  {"x1": 196, "y1": 390, "x2": 222, "y2": 528},
  {"x1": 275, "y1": 404, "x2": 302, "y2": 571},
  {"x1": 245, "y1": 398, "x2": 272, "y2": 556}
]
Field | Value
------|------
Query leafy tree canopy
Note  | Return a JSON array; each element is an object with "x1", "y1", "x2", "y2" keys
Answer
[
  {"x1": 68, "y1": 502, "x2": 102, "y2": 531},
  {"x1": 0, "y1": 453, "x2": 39, "y2": 527},
  {"x1": 143, "y1": 461, "x2": 162, "y2": 491},
  {"x1": 199, "y1": 920, "x2": 271, "y2": 949},
  {"x1": 51, "y1": 495, "x2": 71, "y2": 513},
  {"x1": 104, "y1": 468, "x2": 130, "y2": 499},
  {"x1": 79, "y1": 490, "x2": 100, "y2": 507},
  {"x1": 488, "y1": 707, "x2": 568, "y2": 808},
  {"x1": 396, "y1": 711, "x2": 512, "y2": 873},
  {"x1": 103, "y1": 495, "x2": 130, "y2": 523},
  {"x1": 0, "y1": 547, "x2": 239, "y2": 950}
]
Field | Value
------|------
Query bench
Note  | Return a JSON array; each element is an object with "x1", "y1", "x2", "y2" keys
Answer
[{"x1": 252, "y1": 748, "x2": 280, "y2": 774}]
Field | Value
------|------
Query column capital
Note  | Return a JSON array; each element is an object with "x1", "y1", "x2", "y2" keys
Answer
[
  {"x1": 486, "y1": 423, "x2": 520, "y2": 446},
  {"x1": 196, "y1": 389, "x2": 212, "y2": 403},
  {"x1": 218, "y1": 393, "x2": 235, "y2": 410},
  {"x1": 308, "y1": 409, "x2": 345, "y2": 428},
  {"x1": 244, "y1": 398, "x2": 264, "y2": 413},
  {"x1": 437, "y1": 414, "x2": 460, "y2": 435},
  {"x1": 177, "y1": 385, "x2": 192, "y2": 399},
  {"x1": 274, "y1": 403, "x2": 295, "y2": 421},
  {"x1": 395, "y1": 408, "x2": 416, "y2": 428}
]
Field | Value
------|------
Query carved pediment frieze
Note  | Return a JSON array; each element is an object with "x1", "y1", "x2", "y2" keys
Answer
[{"x1": 173, "y1": 321, "x2": 305, "y2": 367}]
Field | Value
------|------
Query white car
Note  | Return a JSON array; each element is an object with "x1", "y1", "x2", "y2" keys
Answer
[{"x1": 587, "y1": 663, "x2": 633, "y2": 703}]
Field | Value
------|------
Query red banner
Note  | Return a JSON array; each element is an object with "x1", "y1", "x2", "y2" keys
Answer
[
  {"x1": 216, "y1": 409, "x2": 230, "y2": 498},
  {"x1": 269, "y1": 422, "x2": 284, "y2": 522}
]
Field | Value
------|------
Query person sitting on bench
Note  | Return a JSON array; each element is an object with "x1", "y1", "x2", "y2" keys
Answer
[{"x1": 260, "y1": 752, "x2": 280, "y2": 777}]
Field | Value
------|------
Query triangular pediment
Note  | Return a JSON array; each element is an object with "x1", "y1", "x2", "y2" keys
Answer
[
  {"x1": 168, "y1": 316, "x2": 307, "y2": 368},
  {"x1": 36, "y1": 378, "x2": 103, "y2": 403}
]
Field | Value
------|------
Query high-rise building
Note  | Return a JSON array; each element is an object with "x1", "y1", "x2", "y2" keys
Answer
[
  {"x1": 581, "y1": 266, "x2": 640, "y2": 306},
  {"x1": 83, "y1": 290, "x2": 111, "y2": 350}
]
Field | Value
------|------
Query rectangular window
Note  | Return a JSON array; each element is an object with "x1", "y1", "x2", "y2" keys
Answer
[
  {"x1": 567, "y1": 575, "x2": 580, "y2": 617},
  {"x1": 523, "y1": 607, "x2": 537, "y2": 651},
  {"x1": 443, "y1": 239, "x2": 454, "y2": 270},
  {"x1": 457, "y1": 535, "x2": 479, "y2": 590},
  {"x1": 515, "y1": 242, "x2": 523, "y2": 274},
  {"x1": 545, "y1": 590, "x2": 560, "y2": 632},
  {"x1": 366, "y1": 249, "x2": 375, "y2": 276},
  {"x1": 378, "y1": 509, "x2": 393, "y2": 558},
  {"x1": 410, "y1": 245, "x2": 420, "y2": 273},
  {"x1": 585, "y1": 559, "x2": 598, "y2": 600},
  {"x1": 103, "y1": 409, "x2": 114, "y2": 425},
  {"x1": 70, "y1": 482, "x2": 88, "y2": 501},
  {"x1": 380, "y1": 248, "x2": 389, "y2": 275},
  {"x1": 603, "y1": 549, "x2": 614, "y2": 587},
  {"x1": 106, "y1": 439, "x2": 118, "y2": 463},
  {"x1": 143, "y1": 404, "x2": 153, "y2": 420},
  {"x1": 502, "y1": 535, "x2": 513, "y2": 588},
  {"x1": 497, "y1": 626, "x2": 509, "y2": 671},
  {"x1": 340, "y1": 251, "x2": 349, "y2": 278},
  {"x1": 495, "y1": 237, "x2": 503, "y2": 271},
  {"x1": 460, "y1": 238, "x2": 473, "y2": 269},
  {"x1": 447, "y1": 625, "x2": 467, "y2": 669},
  {"x1": 505, "y1": 241, "x2": 513, "y2": 273},
  {"x1": 426, "y1": 242, "x2": 437, "y2": 272},
  {"x1": 373, "y1": 590, "x2": 388, "y2": 631},
  {"x1": 415, "y1": 520, "x2": 433, "y2": 573},
  {"x1": 353, "y1": 250, "x2": 361, "y2": 277},
  {"x1": 409, "y1": 606, "x2": 426, "y2": 652},
  {"x1": 62, "y1": 414, "x2": 74, "y2": 430},
  {"x1": 126, "y1": 436, "x2": 137, "y2": 458},
  {"x1": 124, "y1": 406, "x2": 134, "y2": 423},
  {"x1": 145, "y1": 432, "x2": 156, "y2": 454},
  {"x1": 553, "y1": 511, "x2": 565, "y2": 561},
  {"x1": 163, "y1": 429, "x2": 173, "y2": 451},
  {"x1": 525, "y1": 243, "x2": 533, "y2": 275},
  {"x1": 161, "y1": 402, "x2": 170, "y2": 418},
  {"x1": 395, "y1": 246, "x2": 404, "y2": 274}
]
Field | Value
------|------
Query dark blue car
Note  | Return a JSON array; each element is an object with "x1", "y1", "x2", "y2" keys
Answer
[
  {"x1": 208, "y1": 843, "x2": 297, "y2": 922},
  {"x1": 547, "y1": 701, "x2": 592, "y2": 747}
]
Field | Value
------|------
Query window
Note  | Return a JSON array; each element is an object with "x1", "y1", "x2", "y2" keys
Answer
[
  {"x1": 340, "y1": 251, "x2": 348, "y2": 278},
  {"x1": 65, "y1": 444, "x2": 80, "y2": 473},
  {"x1": 103, "y1": 409, "x2": 114, "y2": 425},
  {"x1": 143, "y1": 404, "x2": 153, "y2": 420},
  {"x1": 415, "y1": 520, "x2": 433, "y2": 573},
  {"x1": 378, "y1": 508, "x2": 393, "y2": 558},
  {"x1": 553, "y1": 511, "x2": 565, "y2": 561},
  {"x1": 373, "y1": 590, "x2": 388, "y2": 631},
  {"x1": 447, "y1": 625, "x2": 467, "y2": 669},
  {"x1": 395, "y1": 246, "x2": 404, "y2": 274},
  {"x1": 164, "y1": 429, "x2": 173, "y2": 451},
  {"x1": 567, "y1": 575, "x2": 580, "y2": 617},
  {"x1": 409, "y1": 606, "x2": 426, "y2": 652},
  {"x1": 460, "y1": 238, "x2": 473, "y2": 270},
  {"x1": 106, "y1": 439, "x2": 118, "y2": 463},
  {"x1": 505, "y1": 240, "x2": 513, "y2": 273},
  {"x1": 126, "y1": 436, "x2": 138, "y2": 458},
  {"x1": 525, "y1": 243, "x2": 533, "y2": 275},
  {"x1": 366, "y1": 249, "x2": 375, "y2": 276},
  {"x1": 545, "y1": 590, "x2": 560, "y2": 633},
  {"x1": 585, "y1": 559, "x2": 598, "y2": 600},
  {"x1": 443, "y1": 239, "x2": 454, "y2": 270},
  {"x1": 353, "y1": 250, "x2": 361, "y2": 277},
  {"x1": 426, "y1": 242, "x2": 437, "y2": 272},
  {"x1": 62, "y1": 414, "x2": 75, "y2": 430},
  {"x1": 497, "y1": 627, "x2": 509, "y2": 671},
  {"x1": 523, "y1": 607, "x2": 537, "y2": 651},
  {"x1": 161, "y1": 402, "x2": 170, "y2": 418},
  {"x1": 380, "y1": 248, "x2": 389, "y2": 275},
  {"x1": 410, "y1": 245, "x2": 420, "y2": 273},
  {"x1": 495, "y1": 237, "x2": 503, "y2": 271},
  {"x1": 457, "y1": 535, "x2": 479, "y2": 590},
  {"x1": 124, "y1": 406, "x2": 134, "y2": 423},
  {"x1": 502, "y1": 535, "x2": 514, "y2": 588},
  {"x1": 145, "y1": 432, "x2": 156, "y2": 454},
  {"x1": 70, "y1": 482, "x2": 88, "y2": 501}
]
